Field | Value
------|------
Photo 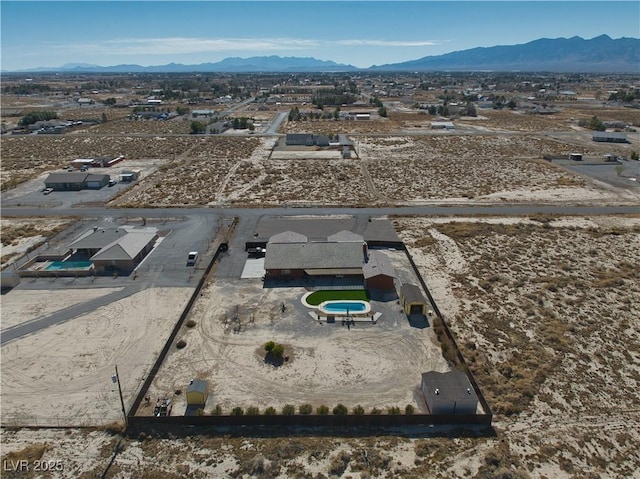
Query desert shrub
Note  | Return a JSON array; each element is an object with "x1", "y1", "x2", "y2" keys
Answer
[
  {"x1": 264, "y1": 406, "x2": 276, "y2": 416},
  {"x1": 370, "y1": 407, "x2": 382, "y2": 415},
  {"x1": 299, "y1": 404, "x2": 313, "y2": 415},
  {"x1": 316, "y1": 405, "x2": 329, "y2": 415},
  {"x1": 176, "y1": 339, "x2": 187, "y2": 349},
  {"x1": 281, "y1": 404, "x2": 296, "y2": 415},
  {"x1": 264, "y1": 340, "x2": 275, "y2": 353},
  {"x1": 231, "y1": 406, "x2": 244, "y2": 416},
  {"x1": 271, "y1": 343, "x2": 285, "y2": 358},
  {"x1": 246, "y1": 406, "x2": 260, "y2": 416},
  {"x1": 352, "y1": 405, "x2": 365, "y2": 415},
  {"x1": 211, "y1": 404, "x2": 222, "y2": 416},
  {"x1": 405, "y1": 404, "x2": 415, "y2": 415},
  {"x1": 328, "y1": 451, "x2": 351, "y2": 477},
  {"x1": 185, "y1": 319, "x2": 197, "y2": 328},
  {"x1": 387, "y1": 406, "x2": 401, "y2": 415},
  {"x1": 333, "y1": 404, "x2": 348, "y2": 415}
]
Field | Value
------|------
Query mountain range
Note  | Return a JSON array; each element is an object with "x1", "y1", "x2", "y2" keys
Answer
[{"x1": 9, "y1": 35, "x2": 640, "y2": 74}]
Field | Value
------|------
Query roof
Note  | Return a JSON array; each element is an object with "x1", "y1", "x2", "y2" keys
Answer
[
  {"x1": 187, "y1": 379, "x2": 208, "y2": 394},
  {"x1": 86, "y1": 174, "x2": 109, "y2": 182},
  {"x1": 90, "y1": 230, "x2": 158, "y2": 261},
  {"x1": 268, "y1": 231, "x2": 308, "y2": 244},
  {"x1": 327, "y1": 230, "x2": 363, "y2": 243},
  {"x1": 421, "y1": 370, "x2": 478, "y2": 403},
  {"x1": 70, "y1": 228, "x2": 128, "y2": 250},
  {"x1": 265, "y1": 241, "x2": 365, "y2": 270},
  {"x1": 593, "y1": 131, "x2": 627, "y2": 139},
  {"x1": 363, "y1": 251, "x2": 395, "y2": 279},
  {"x1": 401, "y1": 283, "x2": 426, "y2": 304},
  {"x1": 45, "y1": 172, "x2": 90, "y2": 184}
]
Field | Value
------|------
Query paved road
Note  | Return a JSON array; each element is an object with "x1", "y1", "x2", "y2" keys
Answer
[{"x1": 2, "y1": 204, "x2": 639, "y2": 219}]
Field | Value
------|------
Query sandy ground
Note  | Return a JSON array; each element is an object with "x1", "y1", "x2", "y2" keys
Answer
[
  {"x1": 0, "y1": 287, "x2": 192, "y2": 427},
  {"x1": 145, "y1": 249, "x2": 449, "y2": 417}
]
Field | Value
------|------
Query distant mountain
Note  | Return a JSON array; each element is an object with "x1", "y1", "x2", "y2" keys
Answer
[
  {"x1": 370, "y1": 35, "x2": 640, "y2": 73},
  {"x1": 7, "y1": 36, "x2": 638, "y2": 73},
  {"x1": 15, "y1": 56, "x2": 357, "y2": 73}
]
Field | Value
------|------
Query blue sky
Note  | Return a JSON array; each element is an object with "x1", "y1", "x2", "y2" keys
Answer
[{"x1": 1, "y1": 1, "x2": 639, "y2": 70}]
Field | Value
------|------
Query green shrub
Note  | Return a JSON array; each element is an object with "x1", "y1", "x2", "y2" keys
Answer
[
  {"x1": 405, "y1": 404, "x2": 415, "y2": 415},
  {"x1": 271, "y1": 343, "x2": 285, "y2": 358},
  {"x1": 299, "y1": 404, "x2": 313, "y2": 415},
  {"x1": 282, "y1": 404, "x2": 295, "y2": 415},
  {"x1": 264, "y1": 406, "x2": 276, "y2": 416},
  {"x1": 246, "y1": 406, "x2": 260, "y2": 416},
  {"x1": 317, "y1": 405, "x2": 329, "y2": 415},
  {"x1": 387, "y1": 406, "x2": 401, "y2": 415},
  {"x1": 352, "y1": 405, "x2": 365, "y2": 415},
  {"x1": 211, "y1": 404, "x2": 222, "y2": 416},
  {"x1": 231, "y1": 406, "x2": 244, "y2": 416},
  {"x1": 333, "y1": 404, "x2": 348, "y2": 415},
  {"x1": 370, "y1": 407, "x2": 382, "y2": 415},
  {"x1": 264, "y1": 341, "x2": 275, "y2": 353}
]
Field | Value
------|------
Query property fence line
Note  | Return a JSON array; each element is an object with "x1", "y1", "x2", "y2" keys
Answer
[
  {"x1": 1, "y1": 415, "x2": 116, "y2": 428},
  {"x1": 403, "y1": 248, "x2": 493, "y2": 420}
]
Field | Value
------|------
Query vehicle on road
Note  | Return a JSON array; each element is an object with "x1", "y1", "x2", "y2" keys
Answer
[{"x1": 43, "y1": 187, "x2": 53, "y2": 195}]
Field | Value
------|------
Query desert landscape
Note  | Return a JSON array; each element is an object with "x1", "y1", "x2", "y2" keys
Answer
[{"x1": 2, "y1": 67, "x2": 640, "y2": 479}]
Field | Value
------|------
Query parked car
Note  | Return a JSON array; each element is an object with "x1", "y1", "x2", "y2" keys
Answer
[
  {"x1": 108, "y1": 179, "x2": 117, "y2": 187},
  {"x1": 186, "y1": 251, "x2": 198, "y2": 266},
  {"x1": 43, "y1": 187, "x2": 54, "y2": 195}
]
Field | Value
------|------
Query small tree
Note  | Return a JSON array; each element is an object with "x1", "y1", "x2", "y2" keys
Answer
[
  {"x1": 190, "y1": 121, "x2": 205, "y2": 134},
  {"x1": 264, "y1": 406, "x2": 277, "y2": 416},
  {"x1": 317, "y1": 405, "x2": 330, "y2": 415},
  {"x1": 333, "y1": 404, "x2": 348, "y2": 415},
  {"x1": 299, "y1": 404, "x2": 313, "y2": 415},
  {"x1": 387, "y1": 406, "x2": 401, "y2": 415},
  {"x1": 378, "y1": 106, "x2": 388, "y2": 118},
  {"x1": 231, "y1": 406, "x2": 244, "y2": 416},
  {"x1": 370, "y1": 407, "x2": 382, "y2": 415},
  {"x1": 352, "y1": 405, "x2": 365, "y2": 415},
  {"x1": 405, "y1": 404, "x2": 415, "y2": 415},
  {"x1": 246, "y1": 406, "x2": 260, "y2": 416},
  {"x1": 211, "y1": 404, "x2": 223, "y2": 416},
  {"x1": 631, "y1": 151, "x2": 639, "y2": 161},
  {"x1": 282, "y1": 404, "x2": 295, "y2": 415},
  {"x1": 271, "y1": 343, "x2": 284, "y2": 359},
  {"x1": 264, "y1": 341, "x2": 275, "y2": 353}
]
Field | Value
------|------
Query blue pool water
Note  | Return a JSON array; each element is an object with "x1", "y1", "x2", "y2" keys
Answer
[
  {"x1": 46, "y1": 260, "x2": 93, "y2": 271},
  {"x1": 321, "y1": 301, "x2": 368, "y2": 314}
]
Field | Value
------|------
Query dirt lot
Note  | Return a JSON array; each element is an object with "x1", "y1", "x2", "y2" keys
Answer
[{"x1": 144, "y1": 249, "x2": 448, "y2": 417}]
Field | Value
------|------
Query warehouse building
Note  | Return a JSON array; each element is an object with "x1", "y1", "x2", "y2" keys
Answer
[{"x1": 44, "y1": 172, "x2": 110, "y2": 191}]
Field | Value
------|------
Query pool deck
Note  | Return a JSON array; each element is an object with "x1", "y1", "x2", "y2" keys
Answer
[{"x1": 308, "y1": 311, "x2": 382, "y2": 324}]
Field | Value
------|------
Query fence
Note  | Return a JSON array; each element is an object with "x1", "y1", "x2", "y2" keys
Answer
[{"x1": 1, "y1": 415, "x2": 116, "y2": 428}]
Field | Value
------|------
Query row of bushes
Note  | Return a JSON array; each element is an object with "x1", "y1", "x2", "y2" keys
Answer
[{"x1": 198, "y1": 403, "x2": 417, "y2": 416}]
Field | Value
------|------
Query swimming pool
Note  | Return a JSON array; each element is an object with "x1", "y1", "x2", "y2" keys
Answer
[
  {"x1": 46, "y1": 260, "x2": 93, "y2": 271},
  {"x1": 318, "y1": 300, "x2": 371, "y2": 316}
]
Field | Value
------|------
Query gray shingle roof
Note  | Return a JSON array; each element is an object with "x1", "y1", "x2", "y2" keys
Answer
[
  {"x1": 90, "y1": 230, "x2": 157, "y2": 261},
  {"x1": 268, "y1": 231, "x2": 308, "y2": 244},
  {"x1": 401, "y1": 283, "x2": 426, "y2": 304},
  {"x1": 327, "y1": 230, "x2": 363, "y2": 242},
  {"x1": 363, "y1": 250, "x2": 395, "y2": 279},
  {"x1": 265, "y1": 241, "x2": 365, "y2": 270},
  {"x1": 45, "y1": 172, "x2": 90, "y2": 184},
  {"x1": 70, "y1": 228, "x2": 128, "y2": 250}
]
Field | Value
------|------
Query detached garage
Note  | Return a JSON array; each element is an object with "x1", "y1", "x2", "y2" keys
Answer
[
  {"x1": 186, "y1": 379, "x2": 209, "y2": 406},
  {"x1": 421, "y1": 370, "x2": 479, "y2": 415},
  {"x1": 400, "y1": 283, "x2": 427, "y2": 315}
]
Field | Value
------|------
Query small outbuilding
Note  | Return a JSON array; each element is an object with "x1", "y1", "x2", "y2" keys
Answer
[
  {"x1": 592, "y1": 131, "x2": 628, "y2": 143},
  {"x1": 421, "y1": 370, "x2": 479, "y2": 415},
  {"x1": 363, "y1": 250, "x2": 396, "y2": 290},
  {"x1": 186, "y1": 379, "x2": 209, "y2": 406},
  {"x1": 400, "y1": 283, "x2": 427, "y2": 315}
]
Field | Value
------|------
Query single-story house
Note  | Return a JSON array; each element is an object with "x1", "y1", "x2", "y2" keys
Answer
[
  {"x1": 421, "y1": 370, "x2": 479, "y2": 415},
  {"x1": 264, "y1": 230, "x2": 367, "y2": 280},
  {"x1": 286, "y1": 133, "x2": 315, "y2": 146},
  {"x1": 592, "y1": 131, "x2": 628, "y2": 143},
  {"x1": 400, "y1": 283, "x2": 427, "y2": 315},
  {"x1": 186, "y1": 379, "x2": 208, "y2": 405},
  {"x1": 363, "y1": 250, "x2": 396, "y2": 290},
  {"x1": 69, "y1": 226, "x2": 158, "y2": 271},
  {"x1": 44, "y1": 172, "x2": 110, "y2": 191}
]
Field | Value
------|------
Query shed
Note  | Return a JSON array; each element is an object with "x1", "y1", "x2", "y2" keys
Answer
[
  {"x1": 186, "y1": 379, "x2": 208, "y2": 405},
  {"x1": 592, "y1": 131, "x2": 628, "y2": 143},
  {"x1": 363, "y1": 250, "x2": 396, "y2": 290},
  {"x1": 400, "y1": 283, "x2": 427, "y2": 315},
  {"x1": 421, "y1": 370, "x2": 478, "y2": 415}
]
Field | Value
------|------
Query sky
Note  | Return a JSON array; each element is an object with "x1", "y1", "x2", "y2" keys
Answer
[{"x1": 1, "y1": 1, "x2": 639, "y2": 71}]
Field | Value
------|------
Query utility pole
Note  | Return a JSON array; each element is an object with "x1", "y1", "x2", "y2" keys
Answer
[{"x1": 112, "y1": 365, "x2": 128, "y2": 429}]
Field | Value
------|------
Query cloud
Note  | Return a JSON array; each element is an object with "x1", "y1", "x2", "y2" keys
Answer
[{"x1": 44, "y1": 36, "x2": 442, "y2": 56}]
